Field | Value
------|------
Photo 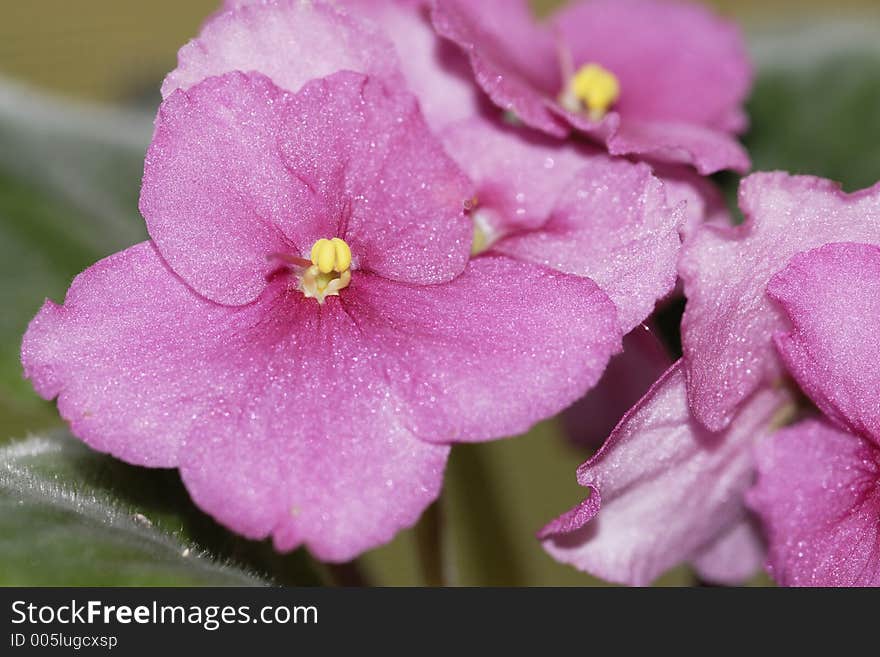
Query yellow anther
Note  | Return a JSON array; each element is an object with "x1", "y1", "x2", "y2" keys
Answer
[
  {"x1": 330, "y1": 237, "x2": 352, "y2": 272},
  {"x1": 563, "y1": 63, "x2": 620, "y2": 120},
  {"x1": 302, "y1": 237, "x2": 353, "y2": 303},
  {"x1": 310, "y1": 237, "x2": 352, "y2": 274}
]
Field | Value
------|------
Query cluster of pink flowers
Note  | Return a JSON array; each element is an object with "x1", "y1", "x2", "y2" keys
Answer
[{"x1": 20, "y1": 0, "x2": 880, "y2": 585}]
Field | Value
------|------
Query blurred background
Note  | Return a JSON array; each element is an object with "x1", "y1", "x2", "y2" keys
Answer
[
  {"x1": 0, "y1": 1, "x2": 878, "y2": 586},
  {"x1": 1, "y1": 1, "x2": 878, "y2": 104}
]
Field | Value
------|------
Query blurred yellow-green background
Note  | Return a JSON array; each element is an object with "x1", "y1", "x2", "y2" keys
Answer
[{"x1": 0, "y1": 0, "x2": 877, "y2": 103}]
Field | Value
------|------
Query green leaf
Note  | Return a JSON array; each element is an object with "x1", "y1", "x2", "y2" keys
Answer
[{"x1": 0, "y1": 432, "x2": 268, "y2": 585}]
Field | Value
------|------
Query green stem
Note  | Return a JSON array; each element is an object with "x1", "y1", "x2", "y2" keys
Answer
[{"x1": 415, "y1": 498, "x2": 448, "y2": 586}]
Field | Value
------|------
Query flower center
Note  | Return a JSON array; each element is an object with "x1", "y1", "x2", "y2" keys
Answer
[
  {"x1": 559, "y1": 63, "x2": 620, "y2": 121},
  {"x1": 300, "y1": 237, "x2": 352, "y2": 303}
]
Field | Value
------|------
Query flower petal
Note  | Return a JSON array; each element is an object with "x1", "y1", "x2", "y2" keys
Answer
[
  {"x1": 345, "y1": 0, "x2": 485, "y2": 129},
  {"x1": 430, "y1": 0, "x2": 566, "y2": 135},
  {"x1": 552, "y1": 0, "x2": 752, "y2": 131},
  {"x1": 494, "y1": 158, "x2": 684, "y2": 332},
  {"x1": 21, "y1": 241, "x2": 450, "y2": 561},
  {"x1": 278, "y1": 72, "x2": 473, "y2": 287},
  {"x1": 607, "y1": 119, "x2": 750, "y2": 175},
  {"x1": 141, "y1": 71, "x2": 307, "y2": 305},
  {"x1": 680, "y1": 172, "x2": 880, "y2": 431},
  {"x1": 162, "y1": 0, "x2": 402, "y2": 98},
  {"x1": 769, "y1": 242, "x2": 880, "y2": 445},
  {"x1": 141, "y1": 71, "x2": 472, "y2": 305},
  {"x1": 561, "y1": 323, "x2": 673, "y2": 449},
  {"x1": 442, "y1": 116, "x2": 602, "y2": 234},
  {"x1": 748, "y1": 419, "x2": 880, "y2": 586},
  {"x1": 347, "y1": 255, "x2": 622, "y2": 443},
  {"x1": 690, "y1": 517, "x2": 765, "y2": 585},
  {"x1": 539, "y1": 362, "x2": 789, "y2": 586}
]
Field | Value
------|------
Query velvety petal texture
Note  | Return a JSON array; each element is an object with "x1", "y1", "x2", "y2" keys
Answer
[
  {"x1": 539, "y1": 363, "x2": 789, "y2": 586},
  {"x1": 768, "y1": 242, "x2": 880, "y2": 445},
  {"x1": 162, "y1": 0, "x2": 402, "y2": 98},
  {"x1": 749, "y1": 420, "x2": 880, "y2": 586},
  {"x1": 494, "y1": 161, "x2": 683, "y2": 332},
  {"x1": 681, "y1": 173, "x2": 880, "y2": 431},
  {"x1": 561, "y1": 324, "x2": 673, "y2": 449},
  {"x1": 22, "y1": 243, "x2": 622, "y2": 559},
  {"x1": 690, "y1": 518, "x2": 765, "y2": 585},
  {"x1": 431, "y1": 0, "x2": 565, "y2": 135},
  {"x1": 140, "y1": 71, "x2": 472, "y2": 305},
  {"x1": 223, "y1": 0, "x2": 485, "y2": 129},
  {"x1": 432, "y1": 0, "x2": 751, "y2": 172},
  {"x1": 553, "y1": 0, "x2": 751, "y2": 130}
]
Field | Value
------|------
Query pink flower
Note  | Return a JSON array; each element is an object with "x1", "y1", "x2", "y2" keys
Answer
[
  {"x1": 540, "y1": 173, "x2": 880, "y2": 586},
  {"x1": 748, "y1": 242, "x2": 880, "y2": 586},
  {"x1": 21, "y1": 71, "x2": 623, "y2": 561},
  {"x1": 431, "y1": 0, "x2": 753, "y2": 174},
  {"x1": 442, "y1": 117, "x2": 685, "y2": 333}
]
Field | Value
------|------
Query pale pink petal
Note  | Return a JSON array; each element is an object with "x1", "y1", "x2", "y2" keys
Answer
[
  {"x1": 348, "y1": 256, "x2": 622, "y2": 443},
  {"x1": 495, "y1": 159, "x2": 684, "y2": 332},
  {"x1": 162, "y1": 0, "x2": 402, "y2": 98},
  {"x1": 540, "y1": 363, "x2": 790, "y2": 586},
  {"x1": 561, "y1": 323, "x2": 673, "y2": 449},
  {"x1": 681, "y1": 173, "x2": 880, "y2": 431},
  {"x1": 691, "y1": 518, "x2": 765, "y2": 585},
  {"x1": 552, "y1": 0, "x2": 752, "y2": 131},
  {"x1": 769, "y1": 242, "x2": 880, "y2": 446},
  {"x1": 141, "y1": 71, "x2": 472, "y2": 305},
  {"x1": 430, "y1": 0, "x2": 566, "y2": 136},
  {"x1": 748, "y1": 419, "x2": 880, "y2": 586}
]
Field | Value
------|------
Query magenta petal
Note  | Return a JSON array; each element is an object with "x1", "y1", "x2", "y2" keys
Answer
[
  {"x1": 141, "y1": 72, "x2": 309, "y2": 305},
  {"x1": 495, "y1": 159, "x2": 683, "y2": 332},
  {"x1": 347, "y1": 256, "x2": 622, "y2": 443},
  {"x1": 749, "y1": 420, "x2": 880, "y2": 586},
  {"x1": 768, "y1": 242, "x2": 880, "y2": 445},
  {"x1": 431, "y1": 0, "x2": 566, "y2": 136},
  {"x1": 607, "y1": 119, "x2": 750, "y2": 175},
  {"x1": 442, "y1": 116, "x2": 601, "y2": 234},
  {"x1": 552, "y1": 0, "x2": 751, "y2": 131},
  {"x1": 691, "y1": 518, "x2": 765, "y2": 585},
  {"x1": 681, "y1": 173, "x2": 880, "y2": 431},
  {"x1": 344, "y1": 0, "x2": 484, "y2": 129},
  {"x1": 540, "y1": 363, "x2": 789, "y2": 586},
  {"x1": 21, "y1": 243, "x2": 195, "y2": 467},
  {"x1": 21, "y1": 241, "x2": 450, "y2": 560},
  {"x1": 162, "y1": 0, "x2": 402, "y2": 98},
  {"x1": 560, "y1": 324, "x2": 673, "y2": 449},
  {"x1": 278, "y1": 72, "x2": 473, "y2": 286},
  {"x1": 141, "y1": 71, "x2": 472, "y2": 305},
  {"x1": 652, "y1": 163, "x2": 731, "y2": 238}
]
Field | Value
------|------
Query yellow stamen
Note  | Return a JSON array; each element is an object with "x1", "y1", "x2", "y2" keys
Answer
[
  {"x1": 561, "y1": 63, "x2": 620, "y2": 121},
  {"x1": 301, "y1": 237, "x2": 353, "y2": 303}
]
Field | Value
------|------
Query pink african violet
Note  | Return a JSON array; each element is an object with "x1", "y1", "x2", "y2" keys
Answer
[
  {"x1": 431, "y1": 0, "x2": 752, "y2": 174},
  {"x1": 539, "y1": 362, "x2": 789, "y2": 586},
  {"x1": 442, "y1": 116, "x2": 685, "y2": 333},
  {"x1": 545, "y1": 174, "x2": 880, "y2": 586},
  {"x1": 21, "y1": 70, "x2": 624, "y2": 561},
  {"x1": 681, "y1": 173, "x2": 880, "y2": 432},
  {"x1": 203, "y1": 0, "x2": 486, "y2": 129},
  {"x1": 747, "y1": 242, "x2": 880, "y2": 586}
]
